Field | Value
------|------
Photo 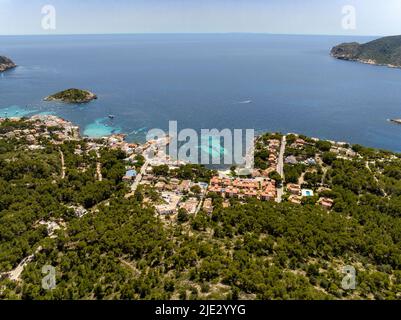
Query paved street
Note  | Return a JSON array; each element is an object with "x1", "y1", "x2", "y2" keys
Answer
[{"x1": 276, "y1": 135, "x2": 286, "y2": 203}]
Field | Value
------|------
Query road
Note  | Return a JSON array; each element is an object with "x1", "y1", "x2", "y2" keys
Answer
[
  {"x1": 95, "y1": 150, "x2": 103, "y2": 182},
  {"x1": 7, "y1": 255, "x2": 34, "y2": 281},
  {"x1": 276, "y1": 135, "x2": 286, "y2": 203},
  {"x1": 125, "y1": 158, "x2": 150, "y2": 198},
  {"x1": 194, "y1": 188, "x2": 208, "y2": 215},
  {"x1": 59, "y1": 150, "x2": 66, "y2": 179},
  {"x1": 3, "y1": 246, "x2": 42, "y2": 281}
]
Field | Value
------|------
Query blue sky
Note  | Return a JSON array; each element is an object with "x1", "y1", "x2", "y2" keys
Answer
[{"x1": 0, "y1": 0, "x2": 400, "y2": 36}]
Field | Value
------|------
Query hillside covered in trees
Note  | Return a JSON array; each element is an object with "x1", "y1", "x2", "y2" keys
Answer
[{"x1": 331, "y1": 35, "x2": 401, "y2": 68}]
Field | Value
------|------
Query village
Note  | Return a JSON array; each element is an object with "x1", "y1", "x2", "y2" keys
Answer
[{"x1": 0, "y1": 114, "x2": 364, "y2": 222}]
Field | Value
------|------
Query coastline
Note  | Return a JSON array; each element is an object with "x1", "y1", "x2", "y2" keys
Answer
[{"x1": 331, "y1": 54, "x2": 401, "y2": 69}]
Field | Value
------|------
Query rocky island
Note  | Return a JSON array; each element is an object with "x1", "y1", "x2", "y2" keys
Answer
[
  {"x1": 44, "y1": 88, "x2": 97, "y2": 103},
  {"x1": 331, "y1": 35, "x2": 401, "y2": 68},
  {"x1": 0, "y1": 56, "x2": 17, "y2": 72}
]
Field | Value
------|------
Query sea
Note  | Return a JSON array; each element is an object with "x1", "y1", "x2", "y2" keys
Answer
[{"x1": 1, "y1": 33, "x2": 401, "y2": 152}]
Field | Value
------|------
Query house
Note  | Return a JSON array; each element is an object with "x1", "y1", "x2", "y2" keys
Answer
[
  {"x1": 244, "y1": 189, "x2": 258, "y2": 198},
  {"x1": 285, "y1": 156, "x2": 298, "y2": 165},
  {"x1": 156, "y1": 205, "x2": 175, "y2": 215},
  {"x1": 179, "y1": 198, "x2": 199, "y2": 214},
  {"x1": 226, "y1": 187, "x2": 240, "y2": 198},
  {"x1": 210, "y1": 176, "x2": 220, "y2": 185},
  {"x1": 156, "y1": 192, "x2": 181, "y2": 215},
  {"x1": 208, "y1": 185, "x2": 223, "y2": 194},
  {"x1": 202, "y1": 198, "x2": 213, "y2": 214},
  {"x1": 123, "y1": 169, "x2": 137, "y2": 181},
  {"x1": 260, "y1": 191, "x2": 275, "y2": 201},
  {"x1": 155, "y1": 181, "x2": 166, "y2": 191},
  {"x1": 305, "y1": 158, "x2": 317, "y2": 166},
  {"x1": 287, "y1": 183, "x2": 301, "y2": 195},
  {"x1": 223, "y1": 200, "x2": 230, "y2": 208},
  {"x1": 288, "y1": 195, "x2": 302, "y2": 205},
  {"x1": 178, "y1": 180, "x2": 192, "y2": 193},
  {"x1": 319, "y1": 198, "x2": 334, "y2": 210}
]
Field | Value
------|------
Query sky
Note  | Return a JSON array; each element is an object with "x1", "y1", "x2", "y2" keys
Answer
[{"x1": 0, "y1": 0, "x2": 401, "y2": 36}]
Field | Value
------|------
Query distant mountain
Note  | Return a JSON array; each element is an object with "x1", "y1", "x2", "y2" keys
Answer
[
  {"x1": 331, "y1": 35, "x2": 401, "y2": 68},
  {"x1": 0, "y1": 56, "x2": 16, "y2": 72}
]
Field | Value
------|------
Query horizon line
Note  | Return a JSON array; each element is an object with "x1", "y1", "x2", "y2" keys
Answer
[{"x1": 0, "y1": 31, "x2": 387, "y2": 38}]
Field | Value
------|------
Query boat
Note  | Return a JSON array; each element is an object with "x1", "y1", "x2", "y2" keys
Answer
[
  {"x1": 389, "y1": 119, "x2": 401, "y2": 125},
  {"x1": 108, "y1": 114, "x2": 115, "y2": 119}
]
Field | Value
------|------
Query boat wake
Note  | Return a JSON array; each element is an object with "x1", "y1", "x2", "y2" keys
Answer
[{"x1": 236, "y1": 100, "x2": 253, "y2": 105}]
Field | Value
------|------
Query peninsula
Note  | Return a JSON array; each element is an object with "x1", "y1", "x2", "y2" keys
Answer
[
  {"x1": 44, "y1": 88, "x2": 97, "y2": 103},
  {"x1": 0, "y1": 56, "x2": 17, "y2": 72},
  {"x1": 331, "y1": 35, "x2": 401, "y2": 68}
]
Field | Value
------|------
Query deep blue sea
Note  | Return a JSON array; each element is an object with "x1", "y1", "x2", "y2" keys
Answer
[{"x1": 1, "y1": 34, "x2": 401, "y2": 152}]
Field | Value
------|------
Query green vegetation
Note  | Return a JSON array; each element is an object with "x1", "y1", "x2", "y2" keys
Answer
[
  {"x1": 284, "y1": 164, "x2": 305, "y2": 183},
  {"x1": 331, "y1": 35, "x2": 401, "y2": 67},
  {"x1": 45, "y1": 88, "x2": 97, "y2": 103}
]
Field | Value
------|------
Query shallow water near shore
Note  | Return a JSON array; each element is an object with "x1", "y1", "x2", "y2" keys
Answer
[
  {"x1": 83, "y1": 117, "x2": 122, "y2": 138},
  {"x1": 1, "y1": 34, "x2": 401, "y2": 152}
]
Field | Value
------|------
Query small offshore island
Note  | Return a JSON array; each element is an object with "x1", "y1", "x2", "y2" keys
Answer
[
  {"x1": 44, "y1": 88, "x2": 97, "y2": 104},
  {"x1": 331, "y1": 35, "x2": 401, "y2": 68},
  {"x1": 0, "y1": 56, "x2": 17, "y2": 72}
]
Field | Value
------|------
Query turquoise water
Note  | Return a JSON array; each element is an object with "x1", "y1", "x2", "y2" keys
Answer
[
  {"x1": 0, "y1": 105, "x2": 37, "y2": 118},
  {"x1": 199, "y1": 136, "x2": 228, "y2": 158},
  {"x1": 83, "y1": 117, "x2": 122, "y2": 138},
  {"x1": 36, "y1": 111, "x2": 56, "y2": 116}
]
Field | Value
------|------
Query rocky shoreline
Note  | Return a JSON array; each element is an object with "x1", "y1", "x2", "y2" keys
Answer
[
  {"x1": 0, "y1": 56, "x2": 17, "y2": 72},
  {"x1": 330, "y1": 36, "x2": 401, "y2": 69},
  {"x1": 330, "y1": 53, "x2": 401, "y2": 69}
]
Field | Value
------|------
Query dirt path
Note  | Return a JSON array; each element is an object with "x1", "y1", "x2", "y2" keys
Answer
[
  {"x1": 59, "y1": 150, "x2": 66, "y2": 179},
  {"x1": 3, "y1": 246, "x2": 42, "y2": 281},
  {"x1": 95, "y1": 151, "x2": 102, "y2": 182},
  {"x1": 365, "y1": 161, "x2": 387, "y2": 197}
]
